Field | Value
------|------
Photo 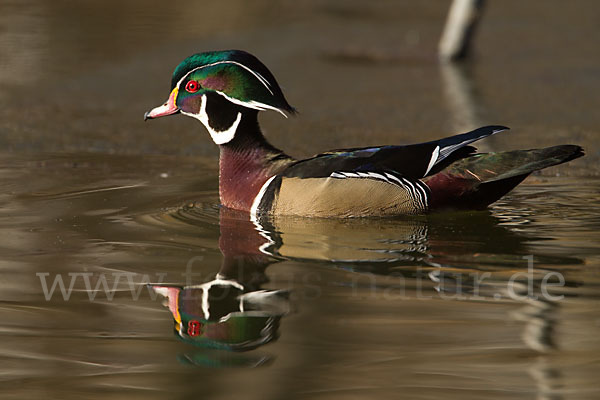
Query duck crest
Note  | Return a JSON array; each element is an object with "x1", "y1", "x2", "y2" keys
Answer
[{"x1": 172, "y1": 50, "x2": 295, "y2": 116}]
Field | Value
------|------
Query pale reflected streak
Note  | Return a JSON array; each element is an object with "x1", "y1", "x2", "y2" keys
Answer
[{"x1": 440, "y1": 62, "x2": 494, "y2": 153}]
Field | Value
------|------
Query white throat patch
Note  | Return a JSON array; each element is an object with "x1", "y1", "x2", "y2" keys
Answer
[{"x1": 181, "y1": 94, "x2": 242, "y2": 145}]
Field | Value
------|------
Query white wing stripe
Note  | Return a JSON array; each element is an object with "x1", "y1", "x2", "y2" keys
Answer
[
  {"x1": 424, "y1": 146, "x2": 440, "y2": 175},
  {"x1": 437, "y1": 132, "x2": 495, "y2": 163}
]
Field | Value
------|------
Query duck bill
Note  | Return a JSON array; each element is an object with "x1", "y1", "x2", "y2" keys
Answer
[{"x1": 144, "y1": 87, "x2": 180, "y2": 120}]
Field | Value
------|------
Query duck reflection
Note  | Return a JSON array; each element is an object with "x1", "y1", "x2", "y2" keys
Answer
[
  {"x1": 149, "y1": 278, "x2": 289, "y2": 352},
  {"x1": 255, "y1": 210, "x2": 536, "y2": 274},
  {"x1": 151, "y1": 203, "x2": 580, "y2": 376},
  {"x1": 149, "y1": 209, "x2": 290, "y2": 357},
  {"x1": 249, "y1": 208, "x2": 579, "y2": 360}
]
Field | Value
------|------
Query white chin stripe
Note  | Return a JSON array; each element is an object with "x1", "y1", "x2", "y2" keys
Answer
[{"x1": 182, "y1": 94, "x2": 242, "y2": 145}]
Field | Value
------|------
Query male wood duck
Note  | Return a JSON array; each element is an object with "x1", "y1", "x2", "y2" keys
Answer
[{"x1": 145, "y1": 50, "x2": 583, "y2": 218}]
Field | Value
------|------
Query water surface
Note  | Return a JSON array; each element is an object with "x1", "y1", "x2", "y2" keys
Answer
[{"x1": 1, "y1": 153, "x2": 599, "y2": 399}]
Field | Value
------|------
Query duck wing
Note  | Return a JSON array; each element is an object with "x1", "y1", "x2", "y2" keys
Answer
[{"x1": 282, "y1": 125, "x2": 509, "y2": 180}]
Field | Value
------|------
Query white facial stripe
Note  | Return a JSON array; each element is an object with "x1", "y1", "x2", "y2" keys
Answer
[
  {"x1": 207, "y1": 61, "x2": 273, "y2": 95},
  {"x1": 176, "y1": 60, "x2": 274, "y2": 96},
  {"x1": 202, "y1": 285, "x2": 210, "y2": 319},
  {"x1": 181, "y1": 94, "x2": 242, "y2": 145},
  {"x1": 193, "y1": 278, "x2": 245, "y2": 320},
  {"x1": 216, "y1": 91, "x2": 288, "y2": 118},
  {"x1": 175, "y1": 61, "x2": 288, "y2": 117}
]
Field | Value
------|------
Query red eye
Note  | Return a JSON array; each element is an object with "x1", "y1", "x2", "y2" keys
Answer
[
  {"x1": 185, "y1": 80, "x2": 199, "y2": 93},
  {"x1": 187, "y1": 320, "x2": 201, "y2": 337}
]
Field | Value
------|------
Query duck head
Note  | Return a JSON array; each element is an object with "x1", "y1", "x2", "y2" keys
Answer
[{"x1": 145, "y1": 50, "x2": 295, "y2": 145}]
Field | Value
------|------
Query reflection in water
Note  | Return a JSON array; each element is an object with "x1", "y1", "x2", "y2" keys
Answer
[
  {"x1": 150, "y1": 280, "x2": 289, "y2": 352},
  {"x1": 149, "y1": 208, "x2": 290, "y2": 366},
  {"x1": 439, "y1": 61, "x2": 491, "y2": 148},
  {"x1": 512, "y1": 299, "x2": 557, "y2": 353},
  {"x1": 156, "y1": 203, "x2": 583, "y2": 368},
  {"x1": 529, "y1": 357, "x2": 564, "y2": 400},
  {"x1": 1, "y1": 152, "x2": 597, "y2": 396}
]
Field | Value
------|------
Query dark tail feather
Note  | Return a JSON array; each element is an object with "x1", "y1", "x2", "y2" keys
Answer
[{"x1": 424, "y1": 145, "x2": 584, "y2": 210}]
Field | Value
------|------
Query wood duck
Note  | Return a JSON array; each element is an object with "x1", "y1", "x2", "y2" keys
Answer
[{"x1": 145, "y1": 50, "x2": 583, "y2": 218}]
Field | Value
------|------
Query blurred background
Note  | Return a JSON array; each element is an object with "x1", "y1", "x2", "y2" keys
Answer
[{"x1": 0, "y1": 0, "x2": 598, "y2": 172}]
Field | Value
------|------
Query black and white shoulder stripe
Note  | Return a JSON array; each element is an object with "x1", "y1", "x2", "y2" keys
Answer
[{"x1": 329, "y1": 171, "x2": 430, "y2": 209}]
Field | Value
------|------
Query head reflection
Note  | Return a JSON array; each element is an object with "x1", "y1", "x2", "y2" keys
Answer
[
  {"x1": 151, "y1": 279, "x2": 288, "y2": 352},
  {"x1": 150, "y1": 208, "x2": 290, "y2": 355}
]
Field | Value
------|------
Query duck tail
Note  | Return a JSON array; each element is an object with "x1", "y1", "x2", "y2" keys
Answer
[{"x1": 423, "y1": 145, "x2": 584, "y2": 210}]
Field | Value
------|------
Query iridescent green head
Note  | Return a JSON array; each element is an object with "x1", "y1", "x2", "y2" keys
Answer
[{"x1": 145, "y1": 50, "x2": 296, "y2": 145}]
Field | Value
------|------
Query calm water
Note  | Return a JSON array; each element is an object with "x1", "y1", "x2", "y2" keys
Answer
[
  {"x1": 0, "y1": 153, "x2": 599, "y2": 399},
  {"x1": 1, "y1": 1, "x2": 600, "y2": 399}
]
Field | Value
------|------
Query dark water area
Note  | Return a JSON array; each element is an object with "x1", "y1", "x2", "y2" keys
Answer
[{"x1": 1, "y1": 1, "x2": 599, "y2": 399}]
